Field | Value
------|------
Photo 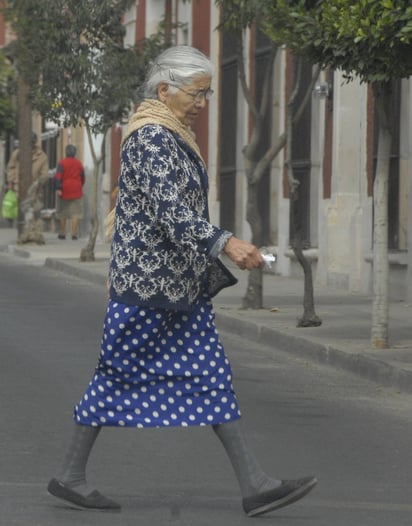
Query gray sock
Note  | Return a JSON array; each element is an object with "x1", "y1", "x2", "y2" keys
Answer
[
  {"x1": 56, "y1": 424, "x2": 101, "y2": 497},
  {"x1": 212, "y1": 420, "x2": 281, "y2": 498}
]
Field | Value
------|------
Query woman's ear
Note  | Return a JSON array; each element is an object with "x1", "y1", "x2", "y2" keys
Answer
[{"x1": 158, "y1": 82, "x2": 169, "y2": 102}]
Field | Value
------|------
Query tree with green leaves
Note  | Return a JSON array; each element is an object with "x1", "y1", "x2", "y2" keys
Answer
[
  {"x1": 0, "y1": 50, "x2": 15, "y2": 140},
  {"x1": 3, "y1": 0, "x2": 171, "y2": 258},
  {"x1": 261, "y1": 0, "x2": 412, "y2": 347},
  {"x1": 215, "y1": 0, "x2": 321, "y2": 326},
  {"x1": 2, "y1": 1, "x2": 43, "y2": 241},
  {"x1": 33, "y1": 0, "x2": 143, "y2": 260}
]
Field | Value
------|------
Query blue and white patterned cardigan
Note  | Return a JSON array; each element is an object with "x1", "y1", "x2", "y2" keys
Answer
[{"x1": 108, "y1": 124, "x2": 232, "y2": 311}]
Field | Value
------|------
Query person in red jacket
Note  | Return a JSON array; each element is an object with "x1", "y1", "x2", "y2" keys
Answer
[{"x1": 55, "y1": 145, "x2": 85, "y2": 240}]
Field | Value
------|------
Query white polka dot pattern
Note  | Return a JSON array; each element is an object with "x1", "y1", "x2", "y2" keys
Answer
[{"x1": 74, "y1": 296, "x2": 241, "y2": 427}]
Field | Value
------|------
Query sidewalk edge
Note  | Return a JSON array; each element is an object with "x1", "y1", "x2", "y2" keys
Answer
[
  {"x1": 42, "y1": 255, "x2": 412, "y2": 396},
  {"x1": 215, "y1": 310, "x2": 412, "y2": 395},
  {"x1": 45, "y1": 257, "x2": 108, "y2": 287},
  {"x1": 2, "y1": 244, "x2": 31, "y2": 259}
]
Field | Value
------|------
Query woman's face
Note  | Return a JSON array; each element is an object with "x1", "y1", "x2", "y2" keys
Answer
[{"x1": 159, "y1": 75, "x2": 212, "y2": 126}]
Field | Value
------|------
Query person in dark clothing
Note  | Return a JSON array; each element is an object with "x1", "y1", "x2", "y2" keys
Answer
[{"x1": 47, "y1": 45, "x2": 317, "y2": 518}]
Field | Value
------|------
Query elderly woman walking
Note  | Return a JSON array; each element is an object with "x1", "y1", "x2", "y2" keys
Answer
[{"x1": 48, "y1": 45, "x2": 317, "y2": 518}]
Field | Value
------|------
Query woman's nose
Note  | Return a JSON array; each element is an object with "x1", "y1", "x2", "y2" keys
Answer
[{"x1": 195, "y1": 97, "x2": 207, "y2": 109}]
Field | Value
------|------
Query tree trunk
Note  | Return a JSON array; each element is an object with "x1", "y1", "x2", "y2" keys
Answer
[
  {"x1": 242, "y1": 267, "x2": 263, "y2": 309},
  {"x1": 80, "y1": 125, "x2": 102, "y2": 262},
  {"x1": 80, "y1": 164, "x2": 99, "y2": 261},
  {"x1": 16, "y1": 76, "x2": 38, "y2": 242},
  {"x1": 242, "y1": 179, "x2": 263, "y2": 309},
  {"x1": 290, "y1": 190, "x2": 322, "y2": 327},
  {"x1": 371, "y1": 82, "x2": 392, "y2": 348},
  {"x1": 287, "y1": 56, "x2": 321, "y2": 327}
]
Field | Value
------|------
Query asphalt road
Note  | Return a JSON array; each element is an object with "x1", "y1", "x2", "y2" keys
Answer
[{"x1": 1, "y1": 253, "x2": 412, "y2": 526}]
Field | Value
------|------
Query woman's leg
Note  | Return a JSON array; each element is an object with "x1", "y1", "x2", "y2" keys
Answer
[
  {"x1": 70, "y1": 217, "x2": 79, "y2": 239},
  {"x1": 56, "y1": 424, "x2": 100, "y2": 493},
  {"x1": 212, "y1": 420, "x2": 281, "y2": 497},
  {"x1": 212, "y1": 420, "x2": 317, "y2": 517},
  {"x1": 48, "y1": 424, "x2": 120, "y2": 509},
  {"x1": 58, "y1": 218, "x2": 66, "y2": 239}
]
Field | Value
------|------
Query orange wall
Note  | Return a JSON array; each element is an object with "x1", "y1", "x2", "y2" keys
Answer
[
  {"x1": 0, "y1": 12, "x2": 5, "y2": 46},
  {"x1": 135, "y1": 0, "x2": 146, "y2": 42},
  {"x1": 191, "y1": 0, "x2": 210, "y2": 166}
]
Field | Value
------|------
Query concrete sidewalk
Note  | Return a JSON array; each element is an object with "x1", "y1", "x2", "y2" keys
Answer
[{"x1": 1, "y1": 226, "x2": 412, "y2": 394}]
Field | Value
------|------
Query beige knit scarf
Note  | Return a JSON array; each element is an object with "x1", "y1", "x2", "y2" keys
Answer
[
  {"x1": 104, "y1": 99, "x2": 205, "y2": 241},
  {"x1": 123, "y1": 99, "x2": 205, "y2": 164}
]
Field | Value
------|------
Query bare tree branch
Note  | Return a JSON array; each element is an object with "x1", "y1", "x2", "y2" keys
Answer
[
  {"x1": 251, "y1": 60, "x2": 320, "y2": 185},
  {"x1": 236, "y1": 33, "x2": 259, "y2": 120}
]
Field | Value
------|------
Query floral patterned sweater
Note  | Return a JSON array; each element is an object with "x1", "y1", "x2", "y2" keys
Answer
[{"x1": 108, "y1": 124, "x2": 232, "y2": 311}]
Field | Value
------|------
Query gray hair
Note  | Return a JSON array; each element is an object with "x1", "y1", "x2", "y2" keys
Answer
[
  {"x1": 65, "y1": 144, "x2": 76, "y2": 157},
  {"x1": 143, "y1": 45, "x2": 214, "y2": 99}
]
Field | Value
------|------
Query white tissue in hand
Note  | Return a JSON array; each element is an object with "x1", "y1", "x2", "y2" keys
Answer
[
  {"x1": 262, "y1": 254, "x2": 276, "y2": 263},
  {"x1": 262, "y1": 253, "x2": 276, "y2": 269}
]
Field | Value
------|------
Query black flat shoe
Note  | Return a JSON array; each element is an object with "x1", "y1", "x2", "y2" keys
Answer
[
  {"x1": 57, "y1": 234, "x2": 66, "y2": 240},
  {"x1": 242, "y1": 476, "x2": 318, "y2": 517},
  {"x1": 47, "y1": 478, "x2": 121, "y2": 510}
]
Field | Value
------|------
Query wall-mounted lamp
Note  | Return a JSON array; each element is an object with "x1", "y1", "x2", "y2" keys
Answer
[{"x1": 313, "y1": 81, "x2": 332, "y2": 99}]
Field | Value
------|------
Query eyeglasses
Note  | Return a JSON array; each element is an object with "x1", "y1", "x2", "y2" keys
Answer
[{"x1": 175, "y1": 86, "x2": 214, "y2": 102}]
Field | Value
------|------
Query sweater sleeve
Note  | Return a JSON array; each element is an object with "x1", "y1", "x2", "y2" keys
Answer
[{"x1": 54, "y1": 162, "x2": 63, "y2": 190}]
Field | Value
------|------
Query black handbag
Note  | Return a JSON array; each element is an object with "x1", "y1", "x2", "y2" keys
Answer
[{"x1": 207, "y1": 258, "x2": 238, "y2": 297}]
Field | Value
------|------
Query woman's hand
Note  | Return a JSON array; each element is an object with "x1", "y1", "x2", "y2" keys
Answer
[{"x1": 223, "y1": 236, "x2": 264, "y2": 270}]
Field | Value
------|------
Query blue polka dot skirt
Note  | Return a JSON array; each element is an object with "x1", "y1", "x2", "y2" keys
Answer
[{"x1": 74, "y1": 295, "x2": 241, "y2": 428}]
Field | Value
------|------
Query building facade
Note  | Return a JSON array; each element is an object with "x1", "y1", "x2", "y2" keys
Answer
[
  {"x1": 1, "y1": 1, "x2": 410, "y2": 303},
  {"x1": 116, "y1": 0, "x2": 411, "y2": 302}
]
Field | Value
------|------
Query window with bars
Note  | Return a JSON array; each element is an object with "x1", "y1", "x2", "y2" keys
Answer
[
  {"x1": 219, "y1": 31, "x2": 238, "y2": 235},
  {"x1": 289, "y1": 58, "x2": 312, "y2": 248}
]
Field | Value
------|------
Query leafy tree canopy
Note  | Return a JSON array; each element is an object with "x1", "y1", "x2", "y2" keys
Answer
[
  {"x1": 3, "y1": 0, "x2": 168, "y2": 135},
  {"x1": 259, "y1": 0, "x2": 412, "y2": 83},
  {"x1": 0, "y1": 50, "x2": 15, "y2": 136},
  {"x1": 215, "y1": 0, "x2": 262, "y2": 31}
]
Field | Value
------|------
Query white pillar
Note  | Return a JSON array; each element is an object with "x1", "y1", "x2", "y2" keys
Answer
[{"x1": 322, "y1": 74, "x2": 370, "y2": 291}]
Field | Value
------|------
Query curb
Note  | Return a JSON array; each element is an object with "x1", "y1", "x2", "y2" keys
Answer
[
  {"x1": 44, "y1": 257, "x2": 108, "y2": 287},
  {"x1": 14, "y1": 252, "x2": 412, "y2": 397},
  {"x1": 1, "y1": 244, "x2": 31, "y2": 258},
  {"x1": 215, "y1": 310, "x2": 412, "y2": 395}
]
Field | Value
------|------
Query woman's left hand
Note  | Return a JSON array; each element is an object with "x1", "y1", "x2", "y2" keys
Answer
[{"x1": 223, "y1": 236, "x2": 264, "y2": 271}]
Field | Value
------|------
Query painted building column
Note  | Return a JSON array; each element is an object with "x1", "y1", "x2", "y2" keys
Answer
[
  {"x1": 407, "y1": 78, "x2": 412, "y2": 303},
  {"x1": 272, "y1": 49, "x2": 290, "y2": 276},
  {"x1": 319, "y1": 73, "x2": 371, "y2": 292}
]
